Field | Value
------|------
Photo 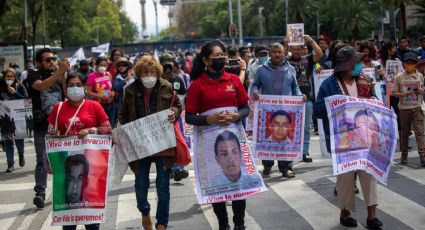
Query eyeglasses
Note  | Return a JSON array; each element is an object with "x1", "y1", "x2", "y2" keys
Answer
[{"x1": 43, "y1": 57, "x2": 57, "y2": 63}]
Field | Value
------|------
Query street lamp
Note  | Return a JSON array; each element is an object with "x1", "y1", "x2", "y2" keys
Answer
[
  {"x1": 153, "y1": 0, "x2": 159, "y2": 39},
  {"x1": 258, "y1": 7, "x2": 264, "y2": 37},
  {"x1": 394, "y1": 8, "x2": 400, "y2": 41}
]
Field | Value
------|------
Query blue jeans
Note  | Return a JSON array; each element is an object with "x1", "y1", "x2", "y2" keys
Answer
[
  {"x1": 34, "y1": 130, "x2": 48, "y2": 197},
  {"x1": 303, "y1": 100, "x2": 313, "y2": 157},
  {"x1": 135, "y1": 157, "x2": 171, "y2": 227},
  {"x1": 4, "y1": 139, "x2": 24, "y2": 166},
  {"x1": 101, "y1": 102, "x2": 117, "y2": 128}
]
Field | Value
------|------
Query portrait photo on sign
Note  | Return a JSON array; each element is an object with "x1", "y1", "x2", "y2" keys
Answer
[
  {"x1": 195, "y1": 124, "x2": 263, "y2": 198},
  {"x1": 49, "y1": 149, "x2": 109, "y2": 211},
  {"x1": 264, "y1": 110, "x2": 296, "y2": 143},
  {"x1": 333, "y1": 109, "x2": 394, "y2": 166}
]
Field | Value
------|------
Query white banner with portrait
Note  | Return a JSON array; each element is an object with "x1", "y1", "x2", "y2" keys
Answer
[
  {"x1": 193, "y1": 107, "x2": 266, "y2": 204},
  {"x1": 325, "y1": 95, "x2": 398, "y2": 184},
  {"x1": 0, "y1": 99, "x2": 33, "y2": 140},
  {"x1": 314, "y1": 69, "x2": 334, "y2": 157},
  {"x1": 253, "y1": 95, "x2": 305, "y2": 161}
]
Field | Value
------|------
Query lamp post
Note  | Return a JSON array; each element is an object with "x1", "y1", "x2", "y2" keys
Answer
[
  {"x1": 394, "y1": 8, "x2": 400, "y2": 41},
  {"x1": 140, "y1": 0, "x2": 147, "y2": 39},
  {"x1": 258, "y1": 7, "x2": 264, "y2": 37},
  {"x1": 228, "y1": 0, "x2": 235, "y2": 46},
  {"x1": 153, "y1": 0, "x2": 159, "y2": 39},
  {"x1": 237, "y1": 0, "x2": 243, "y2": 46}
]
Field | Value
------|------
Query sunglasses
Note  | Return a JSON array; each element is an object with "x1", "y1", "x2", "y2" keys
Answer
[{"x1": 43, "y1": 57, "x2": 57, "y2": 63}]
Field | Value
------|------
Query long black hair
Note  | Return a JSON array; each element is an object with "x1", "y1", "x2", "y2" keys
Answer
[
  {"x1": 379, "y1": 41, "x2": 397, "y2": 67},
  {"x1": 190, "y1": 40, "x2": 226, "y2": 81}
]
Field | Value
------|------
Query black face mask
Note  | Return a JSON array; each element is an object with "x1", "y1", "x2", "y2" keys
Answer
[{"x1": 210, "y1": 57, "x2": 226, "y2": 72}]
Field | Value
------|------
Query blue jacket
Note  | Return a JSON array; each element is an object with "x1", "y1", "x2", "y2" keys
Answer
[
  {"x1": 251, "y1": 60, "x2": 301, "y2": 96},
  {"x1": 313, "y1": 75, "x2": 343, "y2": 153}
]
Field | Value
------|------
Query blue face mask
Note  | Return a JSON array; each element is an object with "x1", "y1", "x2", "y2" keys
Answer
[
  {"x1": 258, "y1": 56, "x2": 269, "y2": 63},
  {"x1": 351, "y1": 62, "x2": 363, "y2": 76}
]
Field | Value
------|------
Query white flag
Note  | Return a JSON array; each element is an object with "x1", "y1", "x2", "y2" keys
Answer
[
  {"x1": 69, "y1": 47, "x2": 86, "y2": 67},
  {"x1": 91, "y1": 43, "x2": 110, "y2": 53}
]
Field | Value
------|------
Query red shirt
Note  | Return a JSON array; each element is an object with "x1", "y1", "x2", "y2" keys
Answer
[
  {"x1": 48, "y1": 99, "x2": 109, "y2": 135},
  {"x1": 185, "y1": 71, "x2": 248, "y2": 114}
]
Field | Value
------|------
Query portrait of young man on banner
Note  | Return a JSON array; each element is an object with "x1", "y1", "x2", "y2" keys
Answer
[
  {"x1": 253, "y1": 95, "x2": 305, "y2": 161},
  {"x1": 64, "y1": 153, "x2": 90, "y2": 206},
  {"x1": 193, "y1": 120, "x2": 266, "y2": 204},
  {"x1": 265, "y1": 110, "x2": 295, "y2": 143}
]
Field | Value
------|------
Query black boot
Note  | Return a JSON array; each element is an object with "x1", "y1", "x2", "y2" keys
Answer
[
  {"x1": 19, "y1": 153, "x2": 25, "y2": 167},
  {"x1": 6, "y1": 162, "x2": 14, "y2": 173}
]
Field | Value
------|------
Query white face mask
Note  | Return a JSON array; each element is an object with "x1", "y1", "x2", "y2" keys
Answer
[
  {"x1": 5, "y1": 80, "x2": 13, "y2": 86},
  {"x1": 67, "y1": 86, "x2": 85, "y2": 101},
  {"x1": 98, "y1": 66, "x2": 107, "y2": 74},
  {"x1": 141, "y1": 76, "x2": 157, "y2": 88}
]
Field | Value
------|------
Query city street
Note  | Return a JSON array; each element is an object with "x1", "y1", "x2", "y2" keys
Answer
[{"x1": 1, "y1": 135, "x2": 424, "y2": 230}]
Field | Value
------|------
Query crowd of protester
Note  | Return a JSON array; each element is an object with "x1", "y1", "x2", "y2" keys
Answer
[{"x1": 1, "y1": 34, "x2": 425, "y2": 229}]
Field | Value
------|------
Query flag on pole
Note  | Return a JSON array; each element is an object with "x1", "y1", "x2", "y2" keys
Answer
[{"x1": 69, "y1": 47, "x2": 86, "y2": 67}]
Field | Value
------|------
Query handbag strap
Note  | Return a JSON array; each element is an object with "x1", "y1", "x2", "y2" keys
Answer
[
  {"x1": 64, "y1": 99, "x2": 86, "y2": 136},
  {"x1": 169, "y1": 91, "x2": 176, "y2": 109},
  {"x1": 337, "y1": 76, "x2": 350, "y2": 96},
  {"x1": 54, "y1": 102, "x2": 63, "y2": 135}
]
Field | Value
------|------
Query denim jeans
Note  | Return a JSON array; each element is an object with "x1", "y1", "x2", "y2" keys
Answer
[
  {"x1": 101, "y1": 102, "x2": 117, "y2": 128},
  {"x1": 4, "y1": 139, "x2": 24, "y2": 166},
  {"x1": 303, "y1": 100, "x2": 313, "y2": 156},
  {"x1": 135, "y1": 157, "x2": 171, "y2": 227},
  {"x1": 34, "y1": 130, "x2": 48, "y2": 197},
  {"x1": 172, "y1": 164, "x2": 184, "y2": 173}
]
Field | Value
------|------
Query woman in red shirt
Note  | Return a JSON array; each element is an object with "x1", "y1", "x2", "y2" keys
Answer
[
  {"x1": 47, "y1": 72, "x2": 111, "y2": 230},
  {"x1": 185, "y1": 40, "x2": 250, "y2": 230}
]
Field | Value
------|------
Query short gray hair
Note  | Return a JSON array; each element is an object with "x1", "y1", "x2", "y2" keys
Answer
[{"x1": 270, "y1": 43, "x2": 284, "y2": 50}]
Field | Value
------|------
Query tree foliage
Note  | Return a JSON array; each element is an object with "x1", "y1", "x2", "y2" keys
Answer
[
  {"x1": 0, "y1": 0, "x2": 137, "y2": 46},
  {"x1": 170, "y1": 0, "x2": 422, "y2": 40}
]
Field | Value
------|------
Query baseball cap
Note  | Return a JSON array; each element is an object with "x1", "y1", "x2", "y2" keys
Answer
[
  {"x1": 254, "y1": 45, "x2": 269, "y2": 55},
  {"x1": 159, "y1": 53, "x2": 174, "y2": 66},
  {"x1": 334, "y1": 46, "x2": 364, "y2": 72},
  {"x1": 403, "y1": 52, "x2": 418, "y2": 63}
]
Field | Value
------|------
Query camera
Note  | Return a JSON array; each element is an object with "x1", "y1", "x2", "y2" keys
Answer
[{"x1": 228, "y1": 58, "x2": 240, "y2": 67}]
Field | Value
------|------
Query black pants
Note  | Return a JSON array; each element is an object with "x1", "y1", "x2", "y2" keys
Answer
[
  {"x1": 63, "y1": 224, "x2": 99, "y2": 230},
  {"x1": 390, "y1": 96, "x2": 401, "y2": 131},
  {"x1": 262, "y1": 160, "x2": 293, "y2": 173},
  {"x1": 212, "y1": 200, "x2": 246, "y2": 228}
]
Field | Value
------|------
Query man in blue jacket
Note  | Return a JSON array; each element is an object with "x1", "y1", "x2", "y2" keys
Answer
[{"x1": 251, "y1": 43, "x2": 306, "y2": 178}]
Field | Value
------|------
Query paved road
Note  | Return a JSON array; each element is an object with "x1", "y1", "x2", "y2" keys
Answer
[{"x1": 0, "y1": 136, "x2": 424, "y2": 230}]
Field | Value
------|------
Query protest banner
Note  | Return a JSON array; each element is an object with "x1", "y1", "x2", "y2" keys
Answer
[
  {"x1": 314, "y1": 69, "x2": 334, "y2": 157},
  {"x1": 112, "y1": 110, "x2": 176, "y2": 163},
  {"x1": 193, "y1": 107, "x2": 266, "y2": 204},
  {"x1": 245, "y1": 86, "x2": 254, "y2": 131},
  {"x1": 46, "y1": 135, "x2": 112, "y2": 226},
  {"x1": 325, "y1": 95, "x2": 397, "y2": 184},
  {"x1": 91, "y1": 43, "x2": 110, "y2": 53},
  {"x1": 253, "y1": 95, "x2": 305, "y2": 161},
  {"x1": 287, "y1": 23, "x2": 304, "y2": 46},
  {"x1": 401, "y1": 80, "x2": 421, "y2": 104},
  {"x1": 385, "y1": 60, "x2": 404, "y2": 107},
  {"x1": 0, "y1": 99, "x2": 33, "y2": 140},
  {"x1": 0, "y1": 43, "x2": 26, "y2": 73}
]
